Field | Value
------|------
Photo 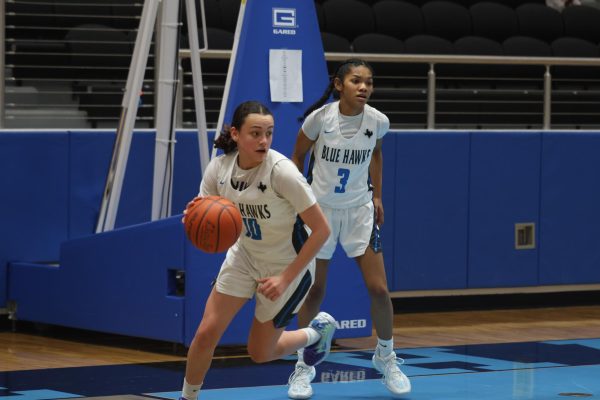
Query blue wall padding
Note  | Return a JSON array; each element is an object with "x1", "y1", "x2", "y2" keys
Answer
[
  {"x1": 539, "y1": 132, "x2": 600, "y2": 284},
  {"x1": 468, "y1": 131, "x2": 541, "y2": 288},
  {"x1": 68, "y1": 130, "x2": 209, "y2": 239},
  {"x1": 0, "y1": 132, "x2": 70, "y2": 307},
  {"x1": 5, "y1": 129, "x2": 600, "y2": 340},
  {"x1": 9, "y1": 216, "x2": 185, "y2": 342},
  {"x1": 172, "y1": 131, "x2": 208, "y2": 213},
  {"x1": 391, "y1": 131, "x2": 471, "y2": 290}
]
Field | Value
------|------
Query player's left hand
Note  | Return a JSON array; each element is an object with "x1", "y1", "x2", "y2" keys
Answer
[{"x1": 257, "y1": 276, "x2": 289, "y2": 301}]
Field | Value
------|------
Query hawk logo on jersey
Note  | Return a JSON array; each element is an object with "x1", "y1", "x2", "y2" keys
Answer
[
  {"x1": 258, "y1": 182, "x2": 267, "y2": 192},
  {"x1": 364, "y1": 129, "x2": 373, "y2": 138}
]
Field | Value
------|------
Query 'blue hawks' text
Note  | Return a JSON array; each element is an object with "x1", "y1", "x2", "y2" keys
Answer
[{"x1": 321, "y1": 145, "x2": 372, "y2": 165}]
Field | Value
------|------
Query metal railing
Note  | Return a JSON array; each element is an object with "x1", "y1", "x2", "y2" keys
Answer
[{"x1": 180, "y1": 49, "x2": 600, "y2": 130}]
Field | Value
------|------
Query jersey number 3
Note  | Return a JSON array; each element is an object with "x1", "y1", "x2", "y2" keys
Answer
[{"x1": 335, "y1": 168, "x2": 350, "y2": 193}]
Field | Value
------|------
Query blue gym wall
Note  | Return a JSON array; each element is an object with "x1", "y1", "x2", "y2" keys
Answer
[{"x1": 2, "y1": 129, "x2": 600, "y2": 344}]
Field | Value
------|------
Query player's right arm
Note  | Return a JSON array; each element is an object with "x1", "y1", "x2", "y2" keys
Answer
[
  {"x1": 198, "y1": 157, "x2": 220, "y2": 197},
  {"x1": 290, "y1": 129, "x2": 315, "y2": 174},
  {"x1": 183, "y1": 157, "x2": 219, "y2": 222}
]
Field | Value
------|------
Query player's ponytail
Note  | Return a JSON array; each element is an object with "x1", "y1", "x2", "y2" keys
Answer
[{"x1": 300, "y1": 78, "x2": 336, "y2": 122}]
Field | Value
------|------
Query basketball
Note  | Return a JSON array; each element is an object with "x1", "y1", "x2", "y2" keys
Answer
[{"x1": 184, "y1": 196, "x2": 243, "y2": 253}]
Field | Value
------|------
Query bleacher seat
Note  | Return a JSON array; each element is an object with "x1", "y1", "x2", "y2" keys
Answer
[
  {"x1": 502, "y1": 35, "x2": 552, "y2": 84},
  {"x1": 551, "y1": 37, "x2": 600, "y2": 84},
  {"x1": 452, "y1": 36, "x2": 505, "y2": 85},
  {"x1": 516, "y1": 3, "x2": 564, "y2": 43},
  {"x1": 562, "y1": 5, "x2": 600, "y2": 44},
  {"x1": 404, "y1": 34, "x2": 455, "y2": 77},
  {"x1": 321, "y1": 32, "x2": 353, "y2": 53},
  {"x1": 373, "y1": 1, "x2": 424, "y2": 41},
  {"x1": 352, "y1": 33, "x2": 404, "y2": 54},
  {"x1": 353, "y1": 33, "x2": 405, "y2": 76},
  {"x1": 322, "y1": 0, "x2": 375, "y2": 41},
  {"x1": 422, "y1": 1, "x2": 472, "y2": 41},
  {"x1": 470, "y1": 2, "x2": 519, "y2": 42}
]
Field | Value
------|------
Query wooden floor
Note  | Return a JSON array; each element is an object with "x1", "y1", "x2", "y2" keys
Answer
[{"x1": 3, "y1": 304, "x2": 600, "y2": 373}]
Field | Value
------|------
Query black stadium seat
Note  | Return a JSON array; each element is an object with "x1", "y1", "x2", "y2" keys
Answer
[
  {"x1": 404, "y1": 34, "x2": 455, "y2": 77},
  {"x1": 551, "y1": 37, "x2": 600, "y2": 82},
  {"x1": 373, "y1": 0, "x2": 424, "y2": 41},
  {"x1": 322, "y1": 0, "x2": 375, "y2": 42},
  {"x1": 405, "y1": 34, "x2": 455, "y2": 56},
  {"x1": 562, "y1": 5, "x2": 600, "y2": 44},
  {"x1": 422, "y1": 1, "x2": 472, "y2": 41},
  {"x1": 502, "y1": 36, "x2": 552, "y2": 83},
  {"x1": 452, "y1": 36, "x2": 504, "y2": 83},
  {"x1": 503, "y1": 35, "x2": 552, "y2": 57},
  {"x1": 516, "y1": 3, "x2": 564, "y2": 44},
  {"x1": 352, "y1": 33, "x2": 404, "y2": 54},
  {"x1": 353, "y1": 33, "x2": 404, "y2": 76},
  {"x1": 470, "y1": 2, "x2": 519, "y2": 42},
  {"x1": 321, "y1": 31, "x2": 352, "y2": 53}
]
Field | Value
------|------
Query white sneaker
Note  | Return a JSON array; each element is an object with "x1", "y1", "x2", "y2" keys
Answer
[
  {"x1": 288, "y1": 362, "x2": 316, "y2": 399},
  {"x1": 372, "y1": 351, "x2": 411, "y2": 397},
  {"x1": 302, "y1": 311, "x2": 336, "y2": 366}
]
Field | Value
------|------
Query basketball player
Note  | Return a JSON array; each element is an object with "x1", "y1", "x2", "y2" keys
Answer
[
  {"x1": 287, "y1": 59, "x2": 411, "y2": 399},
  {"x1": 179, "y1": 101, "x2": 335, "y2": 400}
]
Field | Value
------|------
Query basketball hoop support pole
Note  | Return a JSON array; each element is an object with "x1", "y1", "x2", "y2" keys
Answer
[{"x1": 97, "y1": 0, "x2": 210, "y2": 232}]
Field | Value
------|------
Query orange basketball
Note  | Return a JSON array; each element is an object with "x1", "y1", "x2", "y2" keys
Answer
[{"x1": 184, "y1": 196, "x2": 243, "y2": 253}]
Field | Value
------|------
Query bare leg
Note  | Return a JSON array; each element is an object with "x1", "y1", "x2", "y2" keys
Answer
[
  {"x1": 185, "y1": 288, "x2": 248, "y2": 384},
  {"x1": 247, "y1": 318, "x2": 310, "y2": 363},
  {"x1": 355, "y1": 248, "x2": 393, "y2": 340},
  {"x1": 297, "y1": 258, "x2": 330, "y2": 328}
]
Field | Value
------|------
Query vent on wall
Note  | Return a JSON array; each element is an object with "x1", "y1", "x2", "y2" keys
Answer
[{"x1": 515, "y1": 222, "x2": 536, "y2": 250}]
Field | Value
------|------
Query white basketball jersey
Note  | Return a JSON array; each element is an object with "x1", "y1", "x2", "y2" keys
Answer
[
  {"x1": 305, "y1": 101, "x2": 389, "y2": 208},
  {"x1": 205, "y1": 149, "x2": 306, "y2": 263}
]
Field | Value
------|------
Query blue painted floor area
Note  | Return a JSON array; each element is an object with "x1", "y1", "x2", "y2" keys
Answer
[{"x1": 1, "y1": 338, "x2": 599, "y2": 399}]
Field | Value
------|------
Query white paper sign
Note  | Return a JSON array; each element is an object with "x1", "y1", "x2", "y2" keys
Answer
[{"x1": 269, "y1": 49, "x2": 303, "y2": 102}]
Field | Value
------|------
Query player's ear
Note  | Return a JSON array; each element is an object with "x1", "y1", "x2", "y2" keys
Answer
[
  {"x1": 333, "y1": 76, "x2": 344, "y2": 92},
  {"x1": 230, "y1": 126, "x2": 239, "y2": 142}
]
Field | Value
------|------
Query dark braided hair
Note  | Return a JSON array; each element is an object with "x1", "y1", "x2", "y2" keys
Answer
[
  {"x1": 300, "y1": 58, "x2": 374, "y2": 121},
  {"x1": 214, "y1": 100, "x2": 273, "y2": 154}
]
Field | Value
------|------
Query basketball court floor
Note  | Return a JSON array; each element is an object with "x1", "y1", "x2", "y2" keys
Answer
[{"x1": 2, "y1": 304, "x2": 599, "y2": 400}]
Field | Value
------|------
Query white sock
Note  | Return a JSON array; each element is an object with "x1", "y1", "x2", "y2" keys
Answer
[
  {"x1": 301, "y1": 327, "x2": 321, "y2": 346},
  {"x1": 376, "y1": 337, "x2": 394, "y2": 357},
  {"x1": 297, "y1": 348, "x2": 305, "y2": 364},
  {"x1": 181, "y1": 377, "x2": 202, "y2": 400}
]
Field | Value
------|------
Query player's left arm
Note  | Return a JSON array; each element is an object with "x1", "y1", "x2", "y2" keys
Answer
[{"x1": 370, "y1": 139, "x2": 384, "y2": 225}]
